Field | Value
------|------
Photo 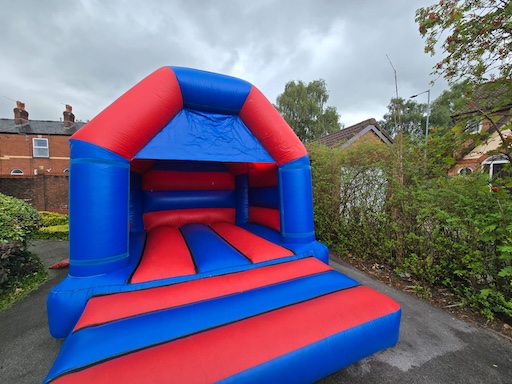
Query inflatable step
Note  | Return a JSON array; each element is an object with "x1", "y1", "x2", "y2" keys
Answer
[
  {"x1": 79, "y1": 257, "x2": 329, "y2": 330},
  {"x1": 45, "y1": 258, "x2": 401, "y2": 383}
]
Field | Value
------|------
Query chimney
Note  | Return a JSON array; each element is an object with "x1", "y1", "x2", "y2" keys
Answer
[
  {"x1": 63, "y1": 104, "x2": 75, "y2": 128},
  {"x1": 13, "y1": 101, "x2": 29, "y2": 125}
]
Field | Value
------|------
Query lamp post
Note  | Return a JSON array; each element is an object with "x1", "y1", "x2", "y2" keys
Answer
[{"x1": 410, "y1": 89, "x2": 431, "y2": 145}]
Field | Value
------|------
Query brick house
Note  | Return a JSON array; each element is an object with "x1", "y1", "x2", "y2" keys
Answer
[
  {"x1": 313, "y1": 118, "x2": 393, "y2": 213},
  {"x1": 0, "y1": 102, "x2": 84, "y2": 213},
  {"x1": 0, "y1": 102, "x2": 83, "y2": 176},
  {"x1": 314, "y1": 118, "x2": 393, "y2": 148},
  {"x1": 448, "y1": 81, "x2": 512, "y2": 177}
]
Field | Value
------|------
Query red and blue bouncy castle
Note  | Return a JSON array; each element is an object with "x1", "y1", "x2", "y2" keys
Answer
[{"x1": 45, "y1": 67, "x2": 401, "y2": 383}]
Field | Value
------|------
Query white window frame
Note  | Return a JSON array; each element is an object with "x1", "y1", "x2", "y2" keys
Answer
[
  {"x1": 466, "y1": 119, "x2": 483, "y2": 134},
  {"x1": 63, "y1": 168, "x2": 70, "y2": 173},
  {"x1": 457, "y1": 167, "x2": 473, "y2": 175},
  {"x1": 33, "y1": 138, "x2": 49, "y2": 158},
  {"x1": 482, "y1": 155, "x2": 509, "y2": 178},
  {"x1": 10, "y1": 169, "x2": 24, "y2": 175}
]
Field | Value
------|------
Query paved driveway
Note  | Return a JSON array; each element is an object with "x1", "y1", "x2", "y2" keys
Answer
[{"x1": 0, "y1": 240, "x2": 511, "y2": 383}]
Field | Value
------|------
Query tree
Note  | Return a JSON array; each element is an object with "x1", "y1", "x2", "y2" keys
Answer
[
  {"x1": 428, "y1": 80, "x2": 471, "y2": 129},
  {"x1": 379, "y1": 97, "x2": 428, "y2": 139},
  {"x1": 416, "y1": 0, "x2": 512, "y2": 83},
  {"x1": 275, "y1": 79, "x2": 341, "y2": 142},
  {"x1": 417, "y1": 3, "x2": 512, "y2": 178}
]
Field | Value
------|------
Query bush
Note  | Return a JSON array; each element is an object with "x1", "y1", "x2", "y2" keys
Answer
[
  {"x1": 0, "y1": 242, "x2": 47, "y2": 308},
  {"x1": 0, "y1": 193, "x2": 41, "y2": 247},
  {"x1": 308, "y1": 139, "x2": 512, "y2": 323},
  {"x1": 35, "y1": 224, "x2": 69, "y2": 241},
  {"x1": 0, "y1": 243, "x2": 39, "y2": 293},
  {"x1": 39, "y1": 211, "x2": 68, "y2": 227}
]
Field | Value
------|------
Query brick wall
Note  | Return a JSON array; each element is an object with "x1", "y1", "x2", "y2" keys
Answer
[
  {"x1": 0, "y1": 133, "x2": 70, "y2": 175},
  {"x1": 0, "y1": 175, "x2": 69, "y2": 213}
]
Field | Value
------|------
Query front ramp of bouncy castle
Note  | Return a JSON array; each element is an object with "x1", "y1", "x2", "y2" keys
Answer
[{"x1": 45, "y1": 67, "x2": 401, "y2": 383}]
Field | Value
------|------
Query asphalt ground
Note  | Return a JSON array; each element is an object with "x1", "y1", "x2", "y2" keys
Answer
[{"x1": 0, "y1": 240, "x2": 511, "y2": 383}]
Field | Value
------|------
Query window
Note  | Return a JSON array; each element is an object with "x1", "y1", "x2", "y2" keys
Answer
[
  {"x1": 10, "y1": 169, "x2": 24, "y2": 175},
  {"x1": 482, "y1": 155, "x2": 511, "y2": 179},
  {"x1": 458, "y1": 167, "x2": 473, "y2": 176},
  {"x1": 466, "y1": 119, "x2": 483, "y2": 134},
  {"x1": 33, "y1": 138, "x2": 49, "y2": 158},
  {"x1": 63, "y1": 168, "x2": 70, "y2": 173}
]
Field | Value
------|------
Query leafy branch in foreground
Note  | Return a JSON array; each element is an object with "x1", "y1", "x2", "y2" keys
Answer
[{"x1": 416, "y1": 0, "x2": 512, "y2": 83}]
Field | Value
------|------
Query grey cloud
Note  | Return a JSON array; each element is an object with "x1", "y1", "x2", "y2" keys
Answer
[{"x1": 0, "y1": 0, "x2": 445, "y2": 126}]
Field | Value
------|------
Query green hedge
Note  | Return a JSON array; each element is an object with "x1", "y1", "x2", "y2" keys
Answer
[
  {"x1": 34, "y1": 211, "x2": 69, "y2": 241},
  {"x1": 308, "y1": 140, "x2": 512, "y2": 322},
  {"x1": 39, "y1": 211, "x2": 68, "y2": 227},
  {"x1": 34, "y1": 224, "x2": 69, "y2": 241}
]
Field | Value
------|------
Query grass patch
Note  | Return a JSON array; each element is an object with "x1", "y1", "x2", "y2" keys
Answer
[{"x1": 0, "y1": 251, "x2": 48, "y2": 311}]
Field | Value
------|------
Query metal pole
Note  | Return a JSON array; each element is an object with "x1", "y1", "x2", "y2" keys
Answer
[
  {"x1": 425, "y1": 89, "x2": 430, "y2": 146},
  {"x1": 409, "y1": 89, "x2": 431, "y2": 145}
]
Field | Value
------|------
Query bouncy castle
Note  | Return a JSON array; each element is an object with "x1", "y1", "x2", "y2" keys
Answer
[{"x1": 45, "y1": 67, "x2": 401, "y2": 383}]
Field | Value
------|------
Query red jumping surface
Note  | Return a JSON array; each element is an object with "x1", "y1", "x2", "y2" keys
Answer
[
  {"x1": 59, "y1": 286, "x2": 400, "y2": 384},
  {"x1": 130, "y1": 226, "x2": 195, "y2": 284},
  {"x1": 73, "y1": 257, "x2": 329, "y2": 332},
  {"x1": 210, "y1": 222, "x2": 293, "y2": 263}
]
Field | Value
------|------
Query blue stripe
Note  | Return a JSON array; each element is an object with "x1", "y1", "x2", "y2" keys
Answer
[
  {"x1": 71, "y1": 157, "x2": 130, "y2": 168},
  {"x1": 181, "y1": 224, "x2": 250, "y2": 272},
  {"x1": 129, "y1": 173, "x2": 144, "y2": 232},
  {"x1": 150, "y1": 160, "x2": 229, "y2": 172},
  {"x1": 235, "y1": 174, "x2": 249, "y2": 224},
  {"x1": 143, "y1": 190, "x2": 235, "y2": 213},
  {"x1": 69, "y1": 253, "x2": 128, "y2": 266},
  {"x1": 171, "y1": 66, "x2": 252, "y2": 115},
  {"x1": 249, "y1": 186, "x2": 279, "y2": 209},
  {"x1": 44, "y1": 271, "x2": 359, "y2": 381}
]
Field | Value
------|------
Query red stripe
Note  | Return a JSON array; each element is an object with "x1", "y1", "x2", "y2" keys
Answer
[
  {"x1": 210, "y1": 222, "x2": 292, "y2": 262},
  {"x1": 74, "y1": 258, "x2": 329, "y2": 332},
  {"x1": 142, "y1": 170, "x2": 235, "y2": 191},
  {"x1": 72, "y1": 67, "x2": 183, "y2": 160},
  {"x1": 130, "y1": 159, "x2": 155, "y2": 174},
  {"x1": 59, "y1": 286, "x2": 399, "y2": 383},
  {"x1": 239, "y1": 87, "x2": 307, "y2": 166},
  {"x1": 248, "y1": 164, "x2": 278, "y2": 188},
  {"x1": 143, "y1": 208, "x2": 235, "y2": 231},
  {"x1": 130, "y1": 227, "x2": 195, "y2": 284},
  {"x1": 224, "y1": 162, "x2": 250, "y2": 176},
  {"x1": 249, "y1": 207, "x2": 280, "y2": 231}
]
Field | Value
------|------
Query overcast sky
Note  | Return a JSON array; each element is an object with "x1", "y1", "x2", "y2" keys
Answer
[{"x1": 0, "y1": 0, "x2": 447, "y2": 127}]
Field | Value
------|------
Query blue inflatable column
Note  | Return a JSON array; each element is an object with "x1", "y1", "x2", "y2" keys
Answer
[
  {"x1": 129, "y1": 172, "x2": 144, "y2": 233},
  {"x1": 278, "y1": 156, "x2": 316, "y2": 244},
  {"x1": 68, "y1": 140, "x2": 130, "y2": 277},
  {"x1": 235, "y1": 173, "x2": 249, "y2": 225}
]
